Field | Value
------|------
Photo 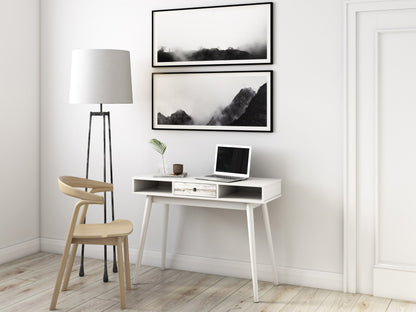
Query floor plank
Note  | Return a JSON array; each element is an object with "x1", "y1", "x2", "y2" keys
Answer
[
  {"x1": 103, "y1": 270, "x2": 222, "y2": 312},
  {"x1": 0, "y1": 278, "x2": 36, "y2": 302},
  {"x1": 209, "y1": 280, "x2": 274, "y2": 312},
  {"x1": 0, "y1": 253, "x2": 55, "y2": 282},
  {"x1": 97, "y1": 267, "x2": 183, "y2": 305},
  {"x1": 278, "y1": 287, "x2": 331, "y2": 312},
  {"x1": 315, "y1": 291, "x2": 361, "y2": 312},
  {"x1": 172, "y1": 276, "x2": 248, "y2": 312},
  {"x1": 387, "y1": 300, "x2": 416, "y2": 312},
  {"x1": 350, "y1": 295, "x2": 391, "y2": 312},
  {"x1": 135, "y1": 272, "x2": 224, "y2": 311},
  {"x1": 243, "y1": 285, "x2": 303, "y2": 312},
  {"x1": 67, "y1": 298, "x2": 119, "y2": 312}
]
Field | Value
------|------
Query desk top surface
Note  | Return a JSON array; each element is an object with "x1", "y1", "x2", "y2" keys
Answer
[{"x1": 133, "y1": 175, "x2": 281, "y2": 187}]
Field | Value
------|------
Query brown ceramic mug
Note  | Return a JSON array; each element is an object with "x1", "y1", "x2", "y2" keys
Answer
[{"x1": 173, "y1": 164, "x2": 183, "y2": 175}]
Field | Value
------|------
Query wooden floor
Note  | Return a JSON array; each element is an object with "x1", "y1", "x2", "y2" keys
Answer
[{"x1": 0, "y1": 253, "x2": 415, "y2": 312}]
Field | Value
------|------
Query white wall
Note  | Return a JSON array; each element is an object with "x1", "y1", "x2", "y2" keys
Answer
[
  {"x1": 0, "y1": 0, "x2": 40, "y2": 262},
  {"x1": 40, "y1": 0, "x2": 343, "y2": 289}
]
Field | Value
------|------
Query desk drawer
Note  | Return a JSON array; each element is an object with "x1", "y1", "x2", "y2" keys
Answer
[{"x1": 173, "y1": 182, "x2": 217, "y2": 198}]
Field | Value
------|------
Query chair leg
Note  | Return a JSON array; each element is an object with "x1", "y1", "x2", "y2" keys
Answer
[
  {"x1": 50, "y1": 241, "x2": 72, "y2": 310},
  {"x1": 117, "y1": 238, "x2": 126, "y2": 309},
  {"x1": 123, "y1": 236, "x2": 131, "y2": 290},
  {"x1": 62, "y1": 244, "x2": 78, "y2": 291}
]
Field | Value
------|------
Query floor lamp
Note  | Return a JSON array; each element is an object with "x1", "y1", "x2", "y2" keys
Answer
[{"x1": 69, "y1": 49, "x2": 133, "y2": 282}]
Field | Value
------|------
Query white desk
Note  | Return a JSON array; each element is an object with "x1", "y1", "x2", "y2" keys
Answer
[{"x1": 132, "y1": 175, "x2": 282, "y2": 302}]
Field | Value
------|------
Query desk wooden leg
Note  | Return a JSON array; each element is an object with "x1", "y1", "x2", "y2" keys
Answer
[
  {"x1": 161, "y1": 204, "x2": 169, "y2": 270},
  {"x1": 262, "y1": 203, "x2": 278, "y2": 285},
  {"x1": 133, "y1": 195, "x2": 152, "y2": 284},
  {"x1": 246, "y1": 204, "x2": 259, "y2": 303}
]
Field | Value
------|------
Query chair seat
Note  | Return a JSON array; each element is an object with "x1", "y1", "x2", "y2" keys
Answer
[{"x1": 73, "y1": 220, "x2": 133, "y2": 239}]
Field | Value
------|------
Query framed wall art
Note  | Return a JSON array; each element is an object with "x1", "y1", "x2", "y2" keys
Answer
[
  {"x1": 152, "y1": 3, "x2": 273, "y2": 67},
  {"x1": 152, "y1": 71, "x2": 273, "y2": 132}
]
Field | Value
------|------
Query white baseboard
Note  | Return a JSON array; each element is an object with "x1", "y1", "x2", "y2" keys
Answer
[
  {"x1": 0, "y1": 238, "x2": 40, "y2": 265},
  {"x1": 40, "y1": 237, "x2": 342, "y2": 291}
]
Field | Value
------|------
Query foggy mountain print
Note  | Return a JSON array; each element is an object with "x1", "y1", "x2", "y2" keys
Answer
[
  {"x1": 232, "y1": 83, "x2": 268, "y2": 126},
  {"x1": 157, "y1": 83, "x2": 267, "y2": 127},
  {"x1": 208, "y1": 88, "x2": 256, "y2": 125},
  {"x1": 153, "y1": 3, "x2": 271, "y2": 66},
  {"x1": 157, "y1": 46, "x2": 267, "y2": 63},
  {"x1": 157, "y1": 110, "x2": 194, "y2": 125}
]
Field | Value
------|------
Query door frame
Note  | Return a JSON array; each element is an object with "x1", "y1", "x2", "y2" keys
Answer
[{"x1": 344, "y1": 0, "x2": 416, "y2": 294}]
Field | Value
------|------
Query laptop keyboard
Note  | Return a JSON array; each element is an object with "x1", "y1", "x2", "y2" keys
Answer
[{"x1": 206, "y1": 174, "x2": 238, "y2": 180}]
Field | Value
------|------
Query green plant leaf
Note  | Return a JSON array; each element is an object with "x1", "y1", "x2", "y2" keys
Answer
[{"x1": 149, "y1": 138, "x2": 167, "y2": 155}]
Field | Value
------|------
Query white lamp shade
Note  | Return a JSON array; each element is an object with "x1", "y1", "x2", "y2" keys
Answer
[{"x1": 69, "y1": 49, "x2": 133, "y2": 104}]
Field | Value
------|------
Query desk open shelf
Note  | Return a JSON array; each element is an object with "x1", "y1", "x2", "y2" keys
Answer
[
  {"x1": 133, "y1": 179, "x2": 171, "y2": 194},
  {"x1": 218, "y1": 185, "x2": 262, "y2": 200}
]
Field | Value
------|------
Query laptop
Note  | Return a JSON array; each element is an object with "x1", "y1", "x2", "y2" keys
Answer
[{"x1": 196, "y1": 144, "x2": 251, "y2": 183}]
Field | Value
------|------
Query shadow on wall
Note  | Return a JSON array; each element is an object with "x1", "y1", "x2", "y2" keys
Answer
[{"x1": 250, "y1": 148, "x2": 285, "y2": 178}]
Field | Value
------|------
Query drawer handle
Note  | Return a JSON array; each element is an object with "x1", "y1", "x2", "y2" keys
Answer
[{"x1": 193, "y1": 188, "x2": 197, "y2": 192}]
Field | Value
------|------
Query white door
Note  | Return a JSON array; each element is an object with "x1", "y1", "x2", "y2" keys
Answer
[{"x1": 346, "y1": 0, "x2": 416, "y2": 301}]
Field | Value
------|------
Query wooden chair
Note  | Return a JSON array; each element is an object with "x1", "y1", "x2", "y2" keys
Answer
[{"x1": 50, "y1": 176, "x2": 133, "y2": 310}]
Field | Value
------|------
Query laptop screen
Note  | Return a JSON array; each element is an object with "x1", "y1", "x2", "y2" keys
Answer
[{"x1": 215, "y1": 145, "x2": 251, "y2": 175}]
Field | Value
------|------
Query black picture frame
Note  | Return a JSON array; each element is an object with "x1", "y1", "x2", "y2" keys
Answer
[
  {"x1": 152, "y1": 3, "x2": 273, "y2": 67},
  {"x1": 152, "y1": 71, "x2": 273, "y2": 132}
]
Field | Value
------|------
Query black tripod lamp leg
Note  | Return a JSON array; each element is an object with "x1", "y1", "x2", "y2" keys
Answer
[
  {"x1": 79, "y1": 244, "x2": 85, "y2": 276},
  {"x1": 103, "y1": 195, "x2": 108, "y2": 282},
  {"x1": 80, "y1": 112, "x2": 93, "y2": 277},
  {"x1": 103, "y1": 245, "x2": 108, "y2": 282},
  {"x1": 102, "y1": 107, "x2": 109, "y2": 282},
  {"x1": 107, "y1": 113, "x2": 118, "y2": 273}
]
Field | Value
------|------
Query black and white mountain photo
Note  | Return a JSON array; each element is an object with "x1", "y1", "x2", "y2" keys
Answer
[
  {"x1": 153, "y1": 71, "x2": 272, "y2": 132},
  {"x1": 152, "y1": 3, "x2": 272, "y2": 66}
]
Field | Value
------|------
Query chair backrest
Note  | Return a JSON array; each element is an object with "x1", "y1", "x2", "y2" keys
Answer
[
  {"x1": 58, "y1": 176, "x2": 112, "y2": 203},
  {"x1": 57, "y1": 176, "x2": 114, "y2": 239}
]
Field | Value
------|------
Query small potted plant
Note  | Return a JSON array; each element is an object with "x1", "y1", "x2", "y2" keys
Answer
[{"x1": 149, "y1": 138, "x2": 167, "y2": 175}]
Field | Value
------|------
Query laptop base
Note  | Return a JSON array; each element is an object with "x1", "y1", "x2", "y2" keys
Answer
[{"x1": 195, "y1": 175, "x2": 247, "y2": 183}]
